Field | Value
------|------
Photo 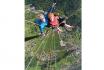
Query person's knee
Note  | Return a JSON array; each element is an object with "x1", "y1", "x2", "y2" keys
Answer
[
  {"x1": 40, "y1": 26, "x2": 45, "y2": 31},
  {"x1": 40, "y1": 25, "x2": 45, "y2": 29}
]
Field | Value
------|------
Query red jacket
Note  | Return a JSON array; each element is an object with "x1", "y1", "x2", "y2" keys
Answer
[{"x1": 49, "y1": 16, "x2": 59, "y2": 27}]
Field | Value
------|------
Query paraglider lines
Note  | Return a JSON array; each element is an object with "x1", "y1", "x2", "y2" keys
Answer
[{"x1": 25, "y1": 31, "x2": 51, "y2": 70}]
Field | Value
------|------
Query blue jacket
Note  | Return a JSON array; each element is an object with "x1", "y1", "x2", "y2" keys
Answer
[
  {"x1": 34, "y1": 15, "x2": 48, "y2": 32},
  {"x1": 34, "y1": 15, "x2": 48, "y2": 26}
]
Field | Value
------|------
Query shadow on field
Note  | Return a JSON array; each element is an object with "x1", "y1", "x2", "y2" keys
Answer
[{"x1": 25, "y1": 35, "x2": 40, "y2": 41}]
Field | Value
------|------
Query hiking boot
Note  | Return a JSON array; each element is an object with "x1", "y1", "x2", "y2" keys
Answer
[{"x1": 41, "y1": 32, "x2": 45, "y2": 37}]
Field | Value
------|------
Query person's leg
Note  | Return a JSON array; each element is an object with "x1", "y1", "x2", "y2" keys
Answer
[
  {"x1": 65, "y1": 23, "x2": 74, "y2": 28},
  {"x1": 58, "y1": 18, "x2": 73, "y2": 31},
  {"x1": 59, "y1": 23, "x2": 65, "y2": 27},
  {"x1": 58, "y1": 17, "x2": 66, "y2": 23},
  {"x1": 64, "y1": 24, "x2": 74, "y2": 31},
  {"x1": 58, "y1": 16, "x2": 66, "y2": 28},
  {"x1": 39, "y1": 26, "x2": 45, "y2": 36},
  {"x1": 39, "y1": 26, "x2": 43, "y2": 33},
  {"x1": 39, "y1": 23, "x2": 47, "y2": 36}
]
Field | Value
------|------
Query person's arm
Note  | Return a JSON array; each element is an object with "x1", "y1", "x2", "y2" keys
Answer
[
  {"x1": 44, "y1": 3, "x2": 56, "y2": 15},
  {"x1": 34, "y1": 19, "x2": 40, "y2": 26},
  {"x1": 49, "y1": 3, "x2": 56, "y2": 13}
]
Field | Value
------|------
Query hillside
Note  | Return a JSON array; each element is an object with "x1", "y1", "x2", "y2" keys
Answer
[{"x1": 25, "y1": 0, "x2": 81, "y2": 70}]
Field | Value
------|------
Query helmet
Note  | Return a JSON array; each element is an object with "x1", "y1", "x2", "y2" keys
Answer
[
  {"x1": 54, "y1": 12, "x2": 59, "y2": 16},
  {"x1": 37, "y1": 13, "x2": 44, "y2": 19}
]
